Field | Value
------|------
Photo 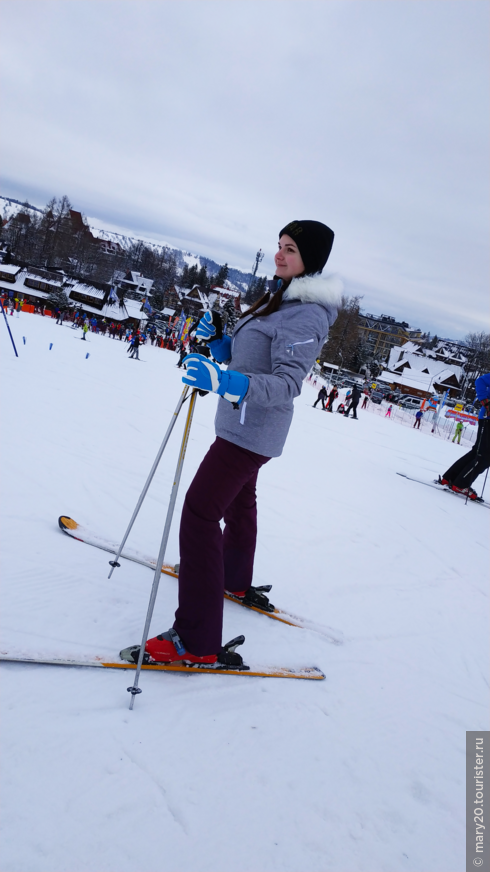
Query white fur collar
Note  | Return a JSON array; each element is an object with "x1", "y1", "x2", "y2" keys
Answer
[{"x1": 283, "y1": 274, "x2": 343, "y2": 309}]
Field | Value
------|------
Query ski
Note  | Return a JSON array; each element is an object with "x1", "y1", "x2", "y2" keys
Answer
[
  {"x1": 0, "y1": 653, "x2": 325, "y2": 680},
  {"x1": 58, "y1": 516, "x2": 343, "y2": 642},
  {"x1": 58, "y1": 515, "x2": 179, "y2": 578},
  {"x1": 396, "y1": 473, "x2": 489, "y2": 508}
]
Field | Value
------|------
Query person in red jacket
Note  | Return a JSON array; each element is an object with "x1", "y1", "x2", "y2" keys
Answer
[{"x1": 326, "y1": 385, "x2": 338, "y2": 412}]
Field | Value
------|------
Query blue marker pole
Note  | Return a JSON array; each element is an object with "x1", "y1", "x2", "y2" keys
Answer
[
  {"x1": 85, "y1": 353, "x2": 90, "y2": 359},
  {"x1": 23, "y1": 337, "x2": 26, "y2": 345},
  {"x1": 49, "y1": 343, "x2": 53, "y2": 350},
  {"x1": 0, "y1": 298, "x2": 19, "y2": 357}
]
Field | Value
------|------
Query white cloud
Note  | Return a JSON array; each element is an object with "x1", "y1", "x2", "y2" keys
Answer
[{"x1": 1, "y1": 0, "x2": 488, "y2": 337}]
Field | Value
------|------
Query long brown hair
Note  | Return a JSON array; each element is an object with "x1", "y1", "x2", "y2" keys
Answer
[{"x1": 241, "y1": 277, "x2": 293, "y2": 320}]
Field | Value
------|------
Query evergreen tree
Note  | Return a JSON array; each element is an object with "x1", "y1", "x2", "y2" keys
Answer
[
  {"x1": 214, "y1": 263, "x2": 229, "y2": 287},
  {"x1": 244, "y1": 274, "x2": 267, "y2": 305},
  {"x1": 197, "y1": 264, "x2": 209, "y2": 289},
  {"x1": 180, "y1": 264, "x2": 190, "y2": 288},
  {"x1": 319, "y1": 295, "x2": 363, "y2": 372},
  {"x1": 150, "y1": 281, "x2": 165, "y2": 312},
  {"x1": 350, "y1": 333, "x2": 371, "y2": 373},
  {"x1": 46, "y1": 285, "x2": 71, "y2": 312},
  {"x1": 186, "y1": 264, "x2": 199, "y2": 288},
  {"x1": 222, "y1": 296, "x2": 239, "y2": 333}
]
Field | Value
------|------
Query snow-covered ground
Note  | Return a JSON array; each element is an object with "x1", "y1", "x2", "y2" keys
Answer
[{"x1": 1, "y1": 311, "x2": 488, "y2": 872}]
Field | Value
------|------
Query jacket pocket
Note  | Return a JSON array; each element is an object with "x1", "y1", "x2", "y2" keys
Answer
[{"x1": 239, "y1": 402, "x2": 266, "y2": 428}]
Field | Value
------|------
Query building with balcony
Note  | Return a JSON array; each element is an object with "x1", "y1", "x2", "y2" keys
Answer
[{"x1": 358, "y1": 313, "x2": 423, "y2": 360}]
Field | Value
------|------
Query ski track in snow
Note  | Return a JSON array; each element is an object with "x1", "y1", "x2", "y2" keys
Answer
[{"x1": 1, "y1": 313, "x2": 488, "y2": 872}]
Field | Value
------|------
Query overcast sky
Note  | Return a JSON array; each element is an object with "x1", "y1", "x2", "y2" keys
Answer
[{"x1": 1, "y1": 0, "x2": 488, "y2": 338}]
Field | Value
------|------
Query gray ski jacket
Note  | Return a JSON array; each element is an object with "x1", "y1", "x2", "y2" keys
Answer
[{"x1": 214, "y1": 274, "x2": 341, "y2": 457}]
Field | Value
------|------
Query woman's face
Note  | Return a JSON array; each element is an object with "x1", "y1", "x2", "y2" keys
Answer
[{"x1": 274, "y1": 234, "x2": 305, "y2": 280}]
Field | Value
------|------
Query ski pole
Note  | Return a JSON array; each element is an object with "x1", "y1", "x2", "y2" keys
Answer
[
  {"x1": 480, "y1": 466, "x2": 489, "y2": 501},
  {"x1": 127, "y1": 388, "x2": 198, "y2": 709},
  {"x1": 0, "y1": 299, "x2": 19, "y2": 358},
  {"x1": 108, "y1": 385, "x2": 190, "y2": 579}
]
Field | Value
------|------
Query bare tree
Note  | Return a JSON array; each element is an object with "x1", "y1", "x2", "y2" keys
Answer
[{"x1": 464, "y1": 332, "x2": 490, "y2": 382}]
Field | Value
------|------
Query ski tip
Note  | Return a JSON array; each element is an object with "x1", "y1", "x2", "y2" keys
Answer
[{"x1": 58, "y1": 516, "x2": 78, "y2": 532}]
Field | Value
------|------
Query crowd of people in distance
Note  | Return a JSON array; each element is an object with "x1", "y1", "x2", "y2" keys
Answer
[
  {"x1": 309, "y1": 371, "x2": 490, "y2": 502},
  {"x1": 0, "y1": 295, "x2": 199, "y2": 359},
  {"x1": 309, "y1": 376, "x2": 472, "y2": 436},
  {"x1": 311, "y1": 381, "x2": 363, "y2": 418}
]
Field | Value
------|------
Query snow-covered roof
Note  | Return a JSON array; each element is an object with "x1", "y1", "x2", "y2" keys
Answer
[
  {"x1": 380, "y1": 367, "x2": 460, "y2": 393},
  {"x1": 0, "y1": 271, "x2": 145, "y2": 323},
  {"x1": 387, "y1": 350, "x2": 462, "y2": 382},
  {"x1": 379, "y1": 371, "x2": 432, "y2": 391},
  {"x1": 398, "y1": 341, "x2": 424, "y2": 355},
  {"x1": 0, "y1": 268, "x2": 66, "y2": 296},
  {"x1": 102, "y1": 298, "x2": 147, "y2": 321},
  {"x1": 179, "y1": 286, "x2": 211, "y2": 308},
  {"x1": 433, "y1": 367, "x2": 460, "y2": 385},
  {"x1": 0, "y1": 264, "x2": 22, "y2": 275},
  {"x1": 127, "y1": 271, "x2": 153, "y2": 291},
  {"x1": 212, "y1": 285, "x2": 240, "y2": 298}
]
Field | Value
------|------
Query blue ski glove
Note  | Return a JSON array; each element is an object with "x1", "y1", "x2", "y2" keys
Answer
[
  {"x1": 195, "y1": 311, "x2": 223, "y2": 342},
  {"x1": 182, "y1": 354, "x2": 249, "y2": 405},
  {"x1": 208, "y1": 335, "x2": 232, "y2": 363}
]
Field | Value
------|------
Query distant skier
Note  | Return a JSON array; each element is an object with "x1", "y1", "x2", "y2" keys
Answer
[
  {"x1": 81, "y1": 322, "x2": 89, "y2": 340},
  {"x1": 344, "y1": 384, "x2": 361, "y2": 418},
  {"x1": 176, "y1": 342, "x2": 187, "y2": 368},
  {"x1": 313, "y1": 385, "x2": 328, "y2": 409},
  {"x1": 128, "y1": 333, "x2": 141, "y2": 359},
  {"x1": 438, "y1": 373, "x2": 490, "y2": 499},
  {"x1": 361, "y1": 394, "x2": 369, "y2": 409},
  {"x1": 413, "y1": 409, "x2": 423, "y2": 429},
  {"x1": 385, "y1": 405, "x2": 392, "y2": 418},
  {"x1": 452, "y1": 420, "x2": 464, "y2": 444}
]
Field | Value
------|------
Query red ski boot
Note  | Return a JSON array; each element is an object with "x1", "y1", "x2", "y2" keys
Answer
[
  {"x1": 120, "y1": 631, "x2": 245, "y2": 667},
  {"x1": 145, "y1": 629, "x2": 217, "y2": 664},
  {"x1": 225, "y1": 584, "x2": 275, "y2": 613},
  {"x1": 450, "y1": 484, "x2": 478, "y2": 500}
]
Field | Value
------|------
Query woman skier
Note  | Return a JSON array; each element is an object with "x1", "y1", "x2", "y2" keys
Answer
[{"x1": 142, "y1": 220, "x2": 341, "y2": 666}]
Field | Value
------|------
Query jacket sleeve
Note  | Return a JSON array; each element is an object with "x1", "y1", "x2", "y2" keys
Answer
[
  {"x1": 475, "y1": 373, "x2": 490, "y2": 403},
  {"x1": 241, "y1": 306, "x2": 331, "y2": 407}
]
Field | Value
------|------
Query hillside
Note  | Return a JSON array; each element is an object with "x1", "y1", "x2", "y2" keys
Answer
[{"x1": 0, "y1": 195, "x2": 256, "y2": 293}]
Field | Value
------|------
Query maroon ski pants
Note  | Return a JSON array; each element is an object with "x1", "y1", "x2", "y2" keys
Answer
[{"x1": 173, "y1": 437, "x2": 271, "y2": 655}]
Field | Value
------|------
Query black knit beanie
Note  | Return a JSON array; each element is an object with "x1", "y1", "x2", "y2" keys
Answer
[{"x1": 279, "y1": 220, "x2": 334, "y2": 275}]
